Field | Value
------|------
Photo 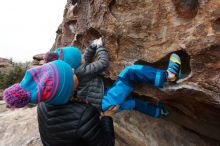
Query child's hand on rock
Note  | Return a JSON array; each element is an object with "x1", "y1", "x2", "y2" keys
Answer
[
  {"x1": 101, "y1": 105, "x2": 120, "y2": 117},
  {"x1": 91, "y1": 37, "x2": 103, "y2": 49}
]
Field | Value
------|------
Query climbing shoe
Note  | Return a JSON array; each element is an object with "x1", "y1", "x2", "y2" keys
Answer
[{"x1": 167, "y1": 53, "x2": 181, "y2": 81}]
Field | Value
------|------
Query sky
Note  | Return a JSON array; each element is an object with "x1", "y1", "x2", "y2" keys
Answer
[{"x1": 0, "y1": 0, "x2": 66, "y2": 62}]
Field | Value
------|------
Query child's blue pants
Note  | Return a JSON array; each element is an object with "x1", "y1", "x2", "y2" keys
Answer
[{"x1": 102, "y1": 65, "x2": 167, "y2": 118}]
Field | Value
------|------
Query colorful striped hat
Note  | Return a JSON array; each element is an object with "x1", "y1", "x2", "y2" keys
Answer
[
  {"x1": 3, "y1": 60, "x2": 73, "y2": 108},
  {"x1": 44, "y1": 47, "x2": 82, "y2": 69}
]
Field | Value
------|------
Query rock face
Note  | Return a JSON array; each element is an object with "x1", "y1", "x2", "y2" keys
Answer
[
  {"x1": 0, "y1": 107, "x2": 217, "y2": 146},
  {"x1": 114, "y1": 111, "x2": 219, "y2": 146},
  {"x1": 47, "y1": 0, "x2": 220, "y2": 144},
  {"x1": 0, "y1": 107, "x2": 42, "y2": 146},
  {"x1": 0, "y1": 57, "x2": 13, "y2": 74}
]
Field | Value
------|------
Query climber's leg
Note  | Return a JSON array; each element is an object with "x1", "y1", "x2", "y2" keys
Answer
[
  {"x1": 167, "y1": 53, "x2": 182, "y2": 81},
  {"x1": 134, "y1": 98, "x2": 160, "y2": 118},
  {"x1": 102, "y1": 53, "x2": 181, "y2": 113},
  {"x1": 117, "y1": 98, "x2": 136, "y2": 112},
  {"x1": 134, "y1": 98, "x2": 169, "y2": 118},
  {"x1": 102, "y1": 79, "x2": 133, "y2": 111},
  {"x1": 117, "y1": 96, "x2": 169, "y2": 118},
  {"x1": 118, "y1": 65, "x2": 168, "y2": 88},
  {"x1": 102, "y1": 65, "x2": 167, "y2": 111}
]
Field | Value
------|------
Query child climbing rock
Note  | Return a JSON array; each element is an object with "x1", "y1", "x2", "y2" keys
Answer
[
  {"x1": 44, "y1": 38, "x2": 181, "y2": 118},
  {"x1": 3, "y1": 38, "x2": 181, "y2": 119},
  {"x1": 102, "y1": 53, "x2": 181, "y2": 117}
]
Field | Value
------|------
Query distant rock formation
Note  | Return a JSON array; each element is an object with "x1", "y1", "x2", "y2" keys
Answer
[
  {"x1": 31, "y1": 54, "x2": 45, "y2": 67},
  {"x1": 0, "y1": 57, "x2": 13, "y2": 74}
]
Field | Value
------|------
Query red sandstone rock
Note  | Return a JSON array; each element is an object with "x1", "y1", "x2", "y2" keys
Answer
[{"x1": 48, "y1": 0, "x2": 220, "y2": 144}]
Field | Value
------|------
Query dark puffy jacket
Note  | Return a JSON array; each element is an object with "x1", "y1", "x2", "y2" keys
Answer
[
  {"x1": 75, "y1": 45, "x2": 109, "y2": 109},
  {"x1": 37, "y1": 102, "x2": 115, "y2": 146}
]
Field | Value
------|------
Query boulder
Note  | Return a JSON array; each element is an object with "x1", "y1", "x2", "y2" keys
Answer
[
  {"x1": 32, "y1": 59, "x2": 40, "y2": 65},
  {"x1": 0, "y1": 101, "x2": 7, "y2": 113},
  {"x1": 0, "y1": 107, "x2": 42, "y2": 146},
  {"x1": 39, "y1": 60, "x2": 45, "y2": 65},
  {"x1": 49, "y1": 0, "x2": 220, "y2": 144},
  {"x1": 0, "y1": 107, "x2": 218, "y2": 146},
  {"x1": 33, "y1": 54, "x2": 45, "y2": 61},
  {"x1": 0, "y1": 57, "x2": 13, "y2": 74},
  {"x1": 114, "y1": 111, "x2": 219, "y2": 146}
]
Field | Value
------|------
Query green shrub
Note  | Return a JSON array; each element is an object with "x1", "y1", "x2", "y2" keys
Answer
[
  {"x1": 0, "y1": 71, "x2": 5, "y2": 88},
  {"x1": 0, "y1": 63, "x2": 27, "y2": 89}
]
